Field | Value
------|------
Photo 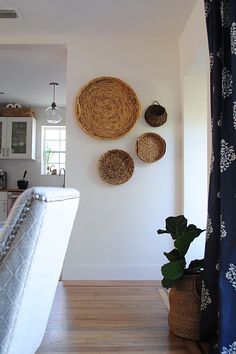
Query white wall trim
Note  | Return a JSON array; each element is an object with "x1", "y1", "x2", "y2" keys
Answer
[{"x1": 62, "y1": 265, "x2": 162, "y2": 280}]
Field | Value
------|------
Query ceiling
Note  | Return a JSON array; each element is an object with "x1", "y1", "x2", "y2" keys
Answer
[
  {"x1": 0, "y1": 0, "x2": 197, "y2": 37},
  {"x1": 0, "y1": 46, "x2": 67, "y2": 107},
  {"x1": 0, "y1": 0, "x2": 197, "y2": 107}
]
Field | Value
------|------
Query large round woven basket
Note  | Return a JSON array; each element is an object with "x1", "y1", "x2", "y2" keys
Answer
[
  {"x1": 136, "y1": 132, "x2": 166, "y2": 163},
  {"x1": 168, "y1": 274, "x2": 202, "y2": 340},
  {"x1": 98, "y1": 149, "x2": 134, "y2": 185},
  {"x1": 75, "y1": 76, "x2": 141, "y2": 140}
]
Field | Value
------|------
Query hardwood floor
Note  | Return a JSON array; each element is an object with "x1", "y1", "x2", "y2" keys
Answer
[{"x1": 37, "y1": 281, "x2": 207, "y2": 354}]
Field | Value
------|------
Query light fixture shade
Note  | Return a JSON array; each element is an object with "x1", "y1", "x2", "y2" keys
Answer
[
  {"x1": 45, "y1": 105, "x2": 62, "y2": 124},
  {"x1": 45, "y1": 82, "x2": 62, "y2": 124}
]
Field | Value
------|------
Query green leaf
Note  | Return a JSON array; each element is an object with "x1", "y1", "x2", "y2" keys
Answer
[
  {"x1": 164, "y1": 249, "x2": 181, "y2": 262},
  {"x1": 161, "y1": 260, "x2": 185, "y2": 281},
  {"x1": 187, "y1": 224, "x2": 197, "y2": 230},
  {"x1": 165, "y1": 215, "x2": 188, "y2": 240},
  {"x1": 174, "y1": 228, "x2": 205, "y2": 257},
  {"x1": 157, "y1": 229, "x2": 168, "y2": 235},
  {"x1": 188, "y1": 258, "x2": 204, "y2": 273},
  {"x1": 161, "y1": 278, "x2": 175, "y2": 289}
]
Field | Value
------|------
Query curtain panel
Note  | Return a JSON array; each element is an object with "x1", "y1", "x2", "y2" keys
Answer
[{"x1": 202, "y1": 1, "x2": 236, "y2": 353}]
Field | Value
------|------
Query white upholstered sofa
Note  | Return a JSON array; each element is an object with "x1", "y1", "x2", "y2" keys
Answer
[{"x1": 0, "y1": 187, "x2": 80, "y2": 354}]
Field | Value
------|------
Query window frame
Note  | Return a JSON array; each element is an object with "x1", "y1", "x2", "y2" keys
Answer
[{"x1": 41, "y1": 125, "x2": 66, "y2": 176}]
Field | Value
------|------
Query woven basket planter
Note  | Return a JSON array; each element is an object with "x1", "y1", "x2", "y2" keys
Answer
[
  {"x1": 144, "y1": 101, "x2": 167, "y2": 127},
  {"x1": 0, "y1": 107, "x2": 33, "y2": 117},
  {"x1": 168, "y1": 274, "x2": 202, "y2": 340},
  {"x1": 75, "y1": 76, "x2": 141, "y2": 140}
]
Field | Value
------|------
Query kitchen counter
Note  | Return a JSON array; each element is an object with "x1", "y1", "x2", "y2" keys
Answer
[
  {"x1": 0, "y1": 189, "x2": 25, "y2": 221},
  {"x1": 0, "y1": 189, "x2": 25, "y2": 192}
]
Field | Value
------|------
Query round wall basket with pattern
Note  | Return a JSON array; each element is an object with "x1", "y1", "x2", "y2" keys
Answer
[
  {"x1": 75, "y1": 76, "x2": 141, "y2": 140},
  {"x1": 136, "y1": 132, "x2": 166, "y2": 163},
  {"x1": 98, "y1": 149, "x2": 134, "y2": 185}
]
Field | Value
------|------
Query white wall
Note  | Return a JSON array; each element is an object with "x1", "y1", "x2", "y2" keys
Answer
[
  {"x1": 0, "y1": 0, "x2": 208, "y2": 280},
  {"x1": 179, "y1": 0, "x2": 209, "y2": 263},
  {"x1": 183, "y1": 76, "x2": 208, "y2": 224},
  {"x1": 179, "y1": 0, "x2": 208, "y2": 77},
  {"x1": 183, "y1": 76, "x2": 208, "y2": 263},
  {"x1": 0, "y1": 107, "x2": 66, "y2": 189},
  {"x1": 63, "y1": 35, "x2": 182, "y2": 279}
]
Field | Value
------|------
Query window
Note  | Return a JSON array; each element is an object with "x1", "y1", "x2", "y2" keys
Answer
[{"x1": 41, "y1": 126, "x2": 66, "y2": 175}]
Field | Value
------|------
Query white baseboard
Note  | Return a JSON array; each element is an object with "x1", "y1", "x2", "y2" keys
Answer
[{"x1": 62, "y1": 264, "x2": 162, "y2": 280}]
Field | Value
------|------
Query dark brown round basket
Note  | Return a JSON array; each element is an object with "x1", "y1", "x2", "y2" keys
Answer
[
  {"x1": 98, "y1": 149, "x2": 134, "y2": 185},
  {"x1": 168, "y1": 274, "x2": 202, "y2": 340},
  {"x1": 144, "y1": 101, "x2": 167, "y2": 127}
]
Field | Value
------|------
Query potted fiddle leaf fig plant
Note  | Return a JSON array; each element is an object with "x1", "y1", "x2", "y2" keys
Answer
[{"x1": 157, "y1": 215, "x2": 205, "y2": 340}]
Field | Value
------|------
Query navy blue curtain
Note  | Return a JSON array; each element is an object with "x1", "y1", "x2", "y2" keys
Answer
[{"x1": 202, "y1": 1, "x2": 236, "y2": 353}]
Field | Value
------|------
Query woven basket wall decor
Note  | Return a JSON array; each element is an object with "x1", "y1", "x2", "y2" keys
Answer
[
  {"x1": 98, "y1": 149, "x2": 134, "y2": 185},
  {"x1": 75, "y1": 76, "x2": 141, "y2": 140},
  {"x1": 136, "y1": 132, "x2": 166, "y2": 163},
  {"x1": 144, "y1": 101, "x2": 167, "y2": 127},
  {"x1": 168, "y1": 274, "x2": 202, "y2": 340},
  {"x1": 0, "y1": 107, "x2": 34, "y2": 117}
]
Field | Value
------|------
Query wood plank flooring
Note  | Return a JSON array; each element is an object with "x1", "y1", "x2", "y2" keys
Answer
[{"x1": 37, "y1": 281, "x2": 207, "y2": 354}]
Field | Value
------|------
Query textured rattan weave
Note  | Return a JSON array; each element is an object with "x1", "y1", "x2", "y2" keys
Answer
[
  {"x1": 75, "y1": 77, "x2": 141, "y2": 140},
  {"x1": 144, "y1": 101, "x2": 167, "y2": 127},
  {"x1": 136, "y1": 132, "x2": 166, "y2": 163},
  {"x1": 0, "y1": 107, "x2": 33, "y2": 117},
  {"x1": 98, "y1": 149, "x2": 134, "y2": 185},
  {"x1": 168, "y1": 274, "x2": 202, "y2": 341}
]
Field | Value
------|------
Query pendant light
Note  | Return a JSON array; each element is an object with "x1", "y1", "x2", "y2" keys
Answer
[{"x1": 45, "y1": 82, "x2": 62, "y2": 124}]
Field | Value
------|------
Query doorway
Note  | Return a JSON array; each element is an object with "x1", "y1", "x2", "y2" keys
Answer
[{"x1": 0, "y1": 44, "x2": 67, "y2": 189}]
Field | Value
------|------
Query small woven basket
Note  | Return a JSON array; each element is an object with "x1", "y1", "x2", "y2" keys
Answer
[
  {"x1": 144, "y1": 101, "x2": 167, "y2": 127},
  {"x1": 168, "y1": 274, "x2": 202, "y2": 341},
  {"x1": 0, "y1": 107, "x2": 33, "y2": 117},
  {"x1": 136, "y1": 132, "x2": 166, "y2": 163}
]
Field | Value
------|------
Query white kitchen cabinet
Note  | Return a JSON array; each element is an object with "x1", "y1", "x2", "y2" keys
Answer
[
  {"x1": 0, "y1": 117, "x2": 36, "y2": 159},
  {"x1": 0, "y1": 192, "x2": 7, "y2": 222}
]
